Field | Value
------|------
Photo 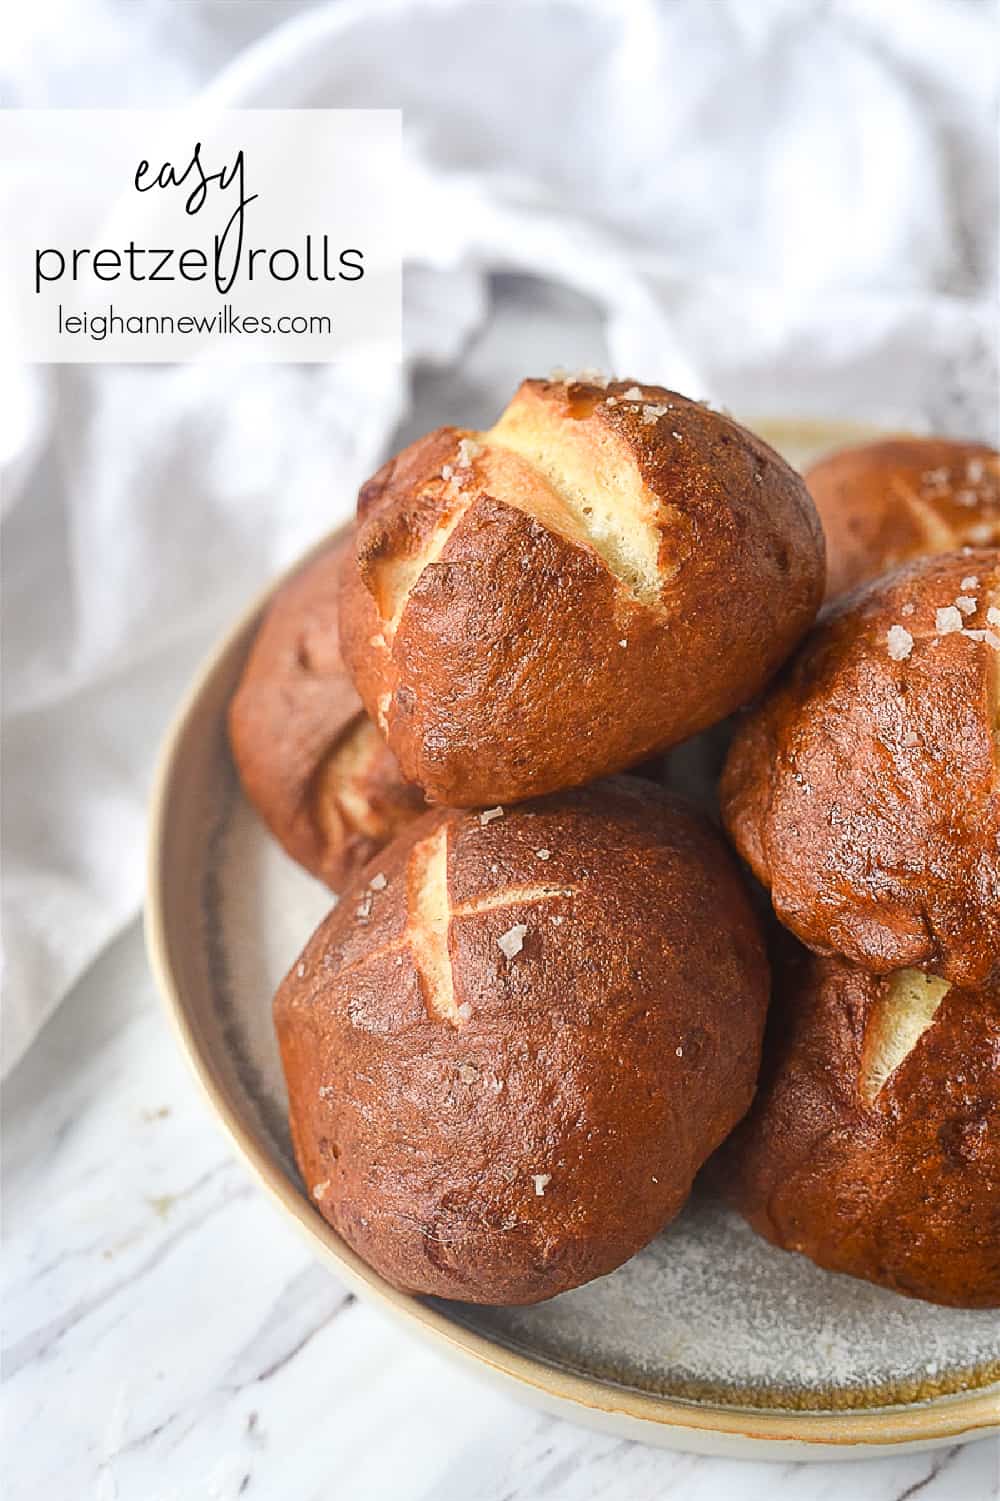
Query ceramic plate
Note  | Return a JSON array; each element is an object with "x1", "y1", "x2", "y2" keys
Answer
[{"x1": 146, "y1": 418, "x2": 1000, "y2": 1459}]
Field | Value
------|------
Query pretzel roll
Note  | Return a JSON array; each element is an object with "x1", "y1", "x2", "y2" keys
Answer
[
  {"x1": 229, "y1": 540, "x2": 425, "y2": 892},
  {"x1": 805, "y1": 437, "x2": 999, "y2": 600},
  {"x1": 716, "y1": 944, "x2": 1000, "y2": 1307},
  {"x1": 275, "y1": 778, "x2": 769, "y2": 1304},
  {"x1": 339, "y1": 378, "x2": 825, "y2": 806},
  {"x1": 721, "y1": 550, "x2": 1000, "y2": 988}
]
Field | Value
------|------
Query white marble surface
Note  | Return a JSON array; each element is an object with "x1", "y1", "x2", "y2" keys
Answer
[{"x1": 4, "y1": 919, "x2": 998, "y2": 1501}]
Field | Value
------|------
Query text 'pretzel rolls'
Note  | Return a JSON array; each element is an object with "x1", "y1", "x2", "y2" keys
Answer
[{"x1": 339, "y1": 377, "x2": 825, "y2": 806}]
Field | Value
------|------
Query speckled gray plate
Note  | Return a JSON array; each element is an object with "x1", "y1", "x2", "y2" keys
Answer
[{"x1": 147, "y1": 419, "x2": 1000, "y2": 1459}]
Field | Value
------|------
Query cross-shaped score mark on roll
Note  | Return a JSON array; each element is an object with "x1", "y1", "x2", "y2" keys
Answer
[
  {"x1": 888, "y1": 474, "x2": 969, "y2": 557},
  {"x1": 372, "y1": 438, "x2": 486, "y2": 641},
  {"x1": 333, "y1": 824, "x2": 575, "y2": 1025},
  {"x1": 369, "y1": 391, "x2": 668, "y2": 658}
]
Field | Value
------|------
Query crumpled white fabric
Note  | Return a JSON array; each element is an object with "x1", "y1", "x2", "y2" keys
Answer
[{"x1": 2, "y1": 0, "x2": 997, "y2": 1075}]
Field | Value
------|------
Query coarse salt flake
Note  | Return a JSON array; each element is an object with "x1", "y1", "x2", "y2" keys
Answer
[
  {"x1": 988, "y1": 606, "x2": 1000, "y2": 628},
  {"x1": 936, "y1": 606, "x2": 964, "y2": 635},
  {"x1": 296, "y1": 961, "x2": 306, "y2": 978},
  {"x1": 619, "y1": 639, "x2": 628, "y2": 648},
  {"x1": 886, "y1": 625, "x2": 913, "y2": 661},
  {"x1": 641, "y1": 403, "x2": 669, "y2": 424},
  {"x1": 956, "y1": 595, "x2": 978, "y2": 615},
  {"x1": 961, "y1": 576, "x2": 979, "y2": 591},
  {"x1": 498, "y1": 923, "x2": 528, "y2": 959},
  {"x1": 966, "y1": 457, "x2": 986, "y2": 483},
  {"x1": 480, "y1": 806, "x2": 504, "y2": 826},
  {"x1": 370, "y1": 633, "x2": 385, "y2": 649},
  {"x1": 552, "y1": 366, "x2": 609, "y2": 386},
  {"x1": 370, "y1": 872, "x2": 387, "y2": 891},
  {"x1": 622, "y1": 385, "x2": 643, "y2": 401},
  {"x1": 901, "y1": 602, "x2": 915, "y2": 617},
  {"x1": 456, "y1": 437, "x2": 482, "y2": 467},
  {"x1": 531, "y1": 1173, "x2": 551, "y2": 1197},
  {"x1": 535, "y1": 848, "x2": 552, "y2": 860},
  {"x1": 312, "y1": 1180, "x2": 330, "y2": 1202}
]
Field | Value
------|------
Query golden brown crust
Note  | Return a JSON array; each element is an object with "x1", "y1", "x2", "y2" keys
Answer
[
  {"x1": 228, "y1": 541, "x2": 425, "y2": 892},
  {"x1": 714, "y1": 943, "x2": 1000, "y2": 1307},
  {"x1": 721, "y1": 550, "x2": 1000, "y2": 988},
  {"x1": 274, "y1": 778, "x2": 769, "y2": 1304},
  {"x1": 805, "y1": 438, "x2": 999, "y2": 600},
  {"x1": 339, "y1": 379, "x2": 825, "y2": 806}
]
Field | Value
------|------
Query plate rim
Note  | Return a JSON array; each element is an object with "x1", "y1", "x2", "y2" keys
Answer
[{"x1": 145, "y1": 415, "x2": 1000, "y2": 1456}]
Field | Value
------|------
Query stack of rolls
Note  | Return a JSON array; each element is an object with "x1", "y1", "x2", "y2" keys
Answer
[
  {"x1": 717, "y1": 443, "x2": 1000, "y2": 1307},
  {"x1": 229, "y1": 379, "x2": 999, "y2": 1308}
]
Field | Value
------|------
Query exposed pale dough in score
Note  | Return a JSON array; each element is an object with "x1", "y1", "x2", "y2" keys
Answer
[
  {"x1": 453, "y1": 884, "x2": 574, "y2": 916},
  {"x1": 859, "y1": 969, "x2": 951, "y2": 1104},
  {"x1": 406, "y1": 825, "x2": 458, "y2": 1023},
  {"x1": 366, "y1": 387, "x2": 679, "y2": 652},
  {"x1": 487, "y1": 396, "x2": 666, "y2": 605},
  {"x1": 377, "y1": 486, "x2": 479, "y2": 639},
  {"x1": 350, "y1": 823, "x2": 579, "y2": 1026},
  {"x1": 316, "y1": 718, "x2": 392, "y2": 839}
]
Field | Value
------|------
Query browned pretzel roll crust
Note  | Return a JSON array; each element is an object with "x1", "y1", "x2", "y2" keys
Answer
[
  {"x1": 339, "y1": 378, "x2": 825, "y2": 806},
  {"x1": 274, "y1": 778, "x2": 769, "y2": 1304},
  {"x1": 805, "y1": 437, "x2": 999, "y2": 600},
  {"x1": 721, "y1": 550, "x2": 1000, "y2": 988},
  {"x1": 715, "y1": 945, "x2": 1000, "y2": 1307},
  {"x1": 229, "y1": 540, "x2": 425, "y2": 892}
]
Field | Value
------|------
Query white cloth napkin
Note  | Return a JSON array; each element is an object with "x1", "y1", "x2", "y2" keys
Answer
[{"x1": 2, "y1": 0, "x2": 996, "y2": 1075}]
